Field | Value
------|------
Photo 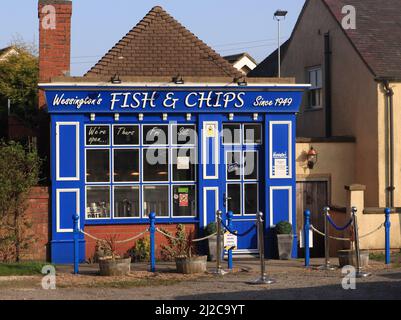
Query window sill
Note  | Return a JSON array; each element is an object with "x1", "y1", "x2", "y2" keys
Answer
[
  {"x1": 84, "y1": 218, "x2": 199, "y2": 225},
  {"x1": 304, "y1": 107, "x2": 323, "y2": 112}
]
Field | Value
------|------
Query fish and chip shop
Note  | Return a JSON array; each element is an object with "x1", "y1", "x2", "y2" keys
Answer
[{"x1": 40, "y1": 82, "x2": 308, "y2": 263}]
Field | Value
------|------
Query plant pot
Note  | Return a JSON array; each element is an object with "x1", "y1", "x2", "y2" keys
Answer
[
  {"x1": 175, "y1": 256, "x2": 207, "y2": 274},
  {"x1": 277, "y1": 234, "x2": 294, "y2": 260},
  {"x1": 98, "y1": 257, "x2": 131, "y2": 276},
  {"x1": 338, "y1": 250, "x2": 369, "y2": 268},
  {"x1": 207, "y1": 237, "x2": 224, "y2": 262}
]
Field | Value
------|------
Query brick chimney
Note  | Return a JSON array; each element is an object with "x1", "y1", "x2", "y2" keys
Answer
[{"x1": 38, "y1": 0, "x2": 72, "y2": 108}]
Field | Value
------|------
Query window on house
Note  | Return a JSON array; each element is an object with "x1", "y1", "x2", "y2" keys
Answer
[{"x1": 307, "y1": 67, "x2": 322, "y2": 109}]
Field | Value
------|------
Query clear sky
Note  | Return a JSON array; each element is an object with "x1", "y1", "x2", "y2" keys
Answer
[{"x1": 0, "y1": 0, "x2": 305, "y2": 76}]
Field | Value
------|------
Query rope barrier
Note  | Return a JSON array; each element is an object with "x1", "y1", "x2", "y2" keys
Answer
[
  {"x1": 359, "y1": 223, "x2": 384, "y2": 239},
  {"x1": 155, "y1": 228, "x2": 217, "y2": 242},
  {"x1": 310, "y1": 225, "x2": 351, "y2": 241},
  {"x1": 79, "y1": 228, "x2": 149, "y2": 244},
  {"x1": 327, "y1": 215, "x2": 353, "y2": 231},
  {"x1": 220, "y1": 220, "x2": 257, "y2": 237}
]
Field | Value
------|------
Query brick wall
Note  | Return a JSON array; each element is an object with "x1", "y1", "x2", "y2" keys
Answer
[
  {"x1": 22, "y1": 186, "x2": 50, "y2": 261},
  {"x1": 38, "y1": 0, "x2": 72, "y2": 108},
  {"x1": 85, "y1": 224, "x2": 197, "y2": 261}
]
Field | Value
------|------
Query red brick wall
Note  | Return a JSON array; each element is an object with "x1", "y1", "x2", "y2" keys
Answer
[
  {"x1": 22, "y1": 186, "x2": 50, "y2": 261},
  {"x1": 85, "y1": 224, "x2": 197, "y2": 261},
  {"x1": 38, "y1": 0, "x2": 72, "y2": 108}
]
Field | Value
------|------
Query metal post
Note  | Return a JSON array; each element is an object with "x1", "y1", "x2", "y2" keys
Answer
[
  {"x1": 318, "y1": 206, "x2": 336, "y2": 270},
  {"x1": 227, "y1": 211, "x2": 233, "y2": 270},
  {"x1": 278, "y1": 19, "x2": 281, "y2": 78},
  {"x1": 149, "y1": 212, "x2": 156, "y2": 272},
  {"x1": 248, "y1": 212, "x2": 275, "y2": 285},
  {"x1": 212, "y1": 210, "x2": 227, "y2": 275},
  {"x1": 304, "y1": 210, "x2": 311, "y2": 267},
  {"x1": 73, "y1": 214, "x2": 80, "y2": 275},
  {"x1": 352, "y1": 207, "x2": 371, "y2": 278},
  {"x1": 384, "y1": 208, "x2": 391, "y2": 265}
]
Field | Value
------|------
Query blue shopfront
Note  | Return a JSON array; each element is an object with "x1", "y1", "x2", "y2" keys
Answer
[{"x1": 41, "y1": 83, "x2": 307, "y2": 264}]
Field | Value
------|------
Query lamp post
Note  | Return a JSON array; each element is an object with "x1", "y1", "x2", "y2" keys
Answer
[{"x1": 274, "y1": 10, "x2": 288, "y2": 78}]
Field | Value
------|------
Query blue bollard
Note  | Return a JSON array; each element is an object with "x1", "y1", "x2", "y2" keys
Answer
[
  {"x1": 304, "y1": 210, "x2": 311, "y2": 267},
  {"x1": 149, "y1": 212, "x2": 156, "y2": 272},
  {"x1": 73, "y1": 214, "x2": 80, "y2": 274},
  {"x1": 227, "y1": 211, "x2": 234, "y2": 270},
  {"x1": 385, "y1": 208, "x2": 391, "y2": 265}
]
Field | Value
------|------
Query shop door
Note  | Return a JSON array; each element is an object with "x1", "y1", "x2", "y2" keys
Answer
[{"x1": 221, "y1": 123, "x2": 263, "y2": 254}]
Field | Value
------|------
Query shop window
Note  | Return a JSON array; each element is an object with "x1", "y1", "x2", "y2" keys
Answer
[
  {"x1": 142, "y1": 125, "x2": 169, "y2": 145},
  {"x1": 226, "y1": 151, "x2": 241, "y2": 180},
  {"x1": 143, "y1": 185, "x2": 169, "y2": 217},
  {"x1": 143, "y1": 148, "x2": 169, "y2": 182},
  {"x1": 307, "y1": 67, "x2": 322, "y2": 109},
  {"x1": 114, "y1": 186, "x2": 140, "y2": 218},
  {"x1": 113, "y1": 149, "x2": 139, "y2": 182},
  {"x1": 172, "y1": 185, "x2": 196, "y2": 217},
  {"x1": 243, "y1": 124, "x2": 262, "y2": 144},
  {"x1": 86, "y1": 186, "x2": 111, "y2": 219},
  {"x1": 113, "y1": 125, "x2": 139, "y2": 145},
  {"x1": 86, "y1": 149, "x2": 110, "y2": 182},
  {"x1": 85, "y1": 125, "x2": 110, "y2": 146},
  {"x1": 172, "y1": 124, "x2": 196, "y2": 145},
  {"x1": 223, "y1": 124, "x2": 241, "y2": 145},
  {"x1": 172, "y1": 148, "x2": 196, "y2": 181},
  {"x1": 227, "y1": 183, "x2": 241, "y2": 215},
  {"x1": 243, "y1": 151, "x2": 258, "y2": 180},
  {"x1": 244, "y1": 183, "x2": 258, "y2": 215}
]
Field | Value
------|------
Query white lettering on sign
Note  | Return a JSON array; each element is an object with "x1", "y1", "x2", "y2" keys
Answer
[{"x1": 53, "y1": 94, "x2": 103, "y2": 109}]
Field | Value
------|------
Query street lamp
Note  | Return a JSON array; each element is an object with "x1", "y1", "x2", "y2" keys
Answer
[{"x1": 274, "y1": 9, "x2": 288, "y2": 78}]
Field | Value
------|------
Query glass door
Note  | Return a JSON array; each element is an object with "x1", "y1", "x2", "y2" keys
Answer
[{"x1": 222, "y1": 122, "x2": 263, "y2": 253}]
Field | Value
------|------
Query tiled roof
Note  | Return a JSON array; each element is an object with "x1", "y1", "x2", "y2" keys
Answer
[
  {"x1": 85, "y1": 6, "x2": 242, "y2": 79},
  {"x1": 323, "y1": 0, "x2": 401, "y2": 79},
  {"x1": 248, "y1": 40, "x2": 290, "y2": 78}
]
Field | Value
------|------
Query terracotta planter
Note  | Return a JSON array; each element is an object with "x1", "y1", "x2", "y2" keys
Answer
[
  {"x1": 175, "y1": 255, "x2": 207, "y2": 274},
  {"x1": 98, "y1": 257, "x2": 131, "y2": 276},
  {"x1": 338, "y1": 250, "x2": 369, "y2": 268},
  {"x1": 277, "y1": 234, "x2": 294, "y2": 260}
]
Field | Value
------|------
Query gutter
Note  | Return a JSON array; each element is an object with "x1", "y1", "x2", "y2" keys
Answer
[
  {"x1": 382, "y1": 80, "x2": 395, "y2": 207},
  {"x1": 324, "y1": 32, "x2": 332, "y2": 137}
]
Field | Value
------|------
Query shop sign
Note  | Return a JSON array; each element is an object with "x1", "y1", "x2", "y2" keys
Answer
[
  {"x1": 44, "y1": 88, "x2": 304, "y2": 114},
  {"x1": 224, "y1": 231, "x2": 238, "y2": 250}
]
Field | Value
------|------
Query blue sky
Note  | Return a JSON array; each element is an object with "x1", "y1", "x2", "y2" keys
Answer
[{"x1": 0, "y1": 0, "x2": 305, "y2": 76}]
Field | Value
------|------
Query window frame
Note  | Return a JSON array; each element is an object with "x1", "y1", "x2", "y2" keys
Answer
[
  {"x1": 112, "y1": 185, "x2": 141, "y2": 220},
  {"x1": 171, "y1": 184, "x2": 197, "y2": 218},
  {"x1": 307, "y1": 67, "x2": 323, "y2": 109},
  {"x1": 112, "y1": 124, "x2": 140, "y2": 147},
  {"x1": 85, "y1": 148, "x2": 111, "y2": 184},
  {"x1": 84, "y1": 124, "x2": 111, "y2": 147},
  {"x1": 85, "y1": 185, "x2": 112, "y2": 220}
]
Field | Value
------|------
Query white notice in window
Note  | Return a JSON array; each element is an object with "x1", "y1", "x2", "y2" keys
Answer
[
  {"x1": 273, "y1": 158, "x2": 288, "y2": 178},
  {"x1": 177, "y1": 157, "x2": 190, "y2": 170}
]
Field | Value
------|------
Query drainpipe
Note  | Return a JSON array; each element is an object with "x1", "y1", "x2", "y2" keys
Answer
[
  {"x1": 383, "y1": 80, "x2": 395, "y2": 208},
  {"x1": 324, "y1": 32, "x2": 332, "y2": 137}
]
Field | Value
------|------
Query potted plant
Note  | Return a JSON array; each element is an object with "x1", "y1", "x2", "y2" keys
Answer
[
  {"x1": 275, "y1": 221, "x2": 294, "y2": 260},
  {"x1": 204, "y1": 222, "x2": 223, "y2": 262},
  {"x1": 160, "y1": 224, "x2": 207, "y2": 274},
  {"x1": 96, "y1": 235, "x2": 131, "y2": 276}
]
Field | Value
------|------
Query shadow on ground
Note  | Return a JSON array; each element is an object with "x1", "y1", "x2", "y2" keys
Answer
[{"x1": 175, "y1": 281, "x2": 401, "y2": 300}]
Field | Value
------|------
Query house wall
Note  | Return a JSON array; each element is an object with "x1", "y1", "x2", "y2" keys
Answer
[
  {"x1": 296, "y1": 141, "x2": 355, "y2": 207},
  {"x1": 282, "y1": 0, "x2": 380, "y2": 207}
]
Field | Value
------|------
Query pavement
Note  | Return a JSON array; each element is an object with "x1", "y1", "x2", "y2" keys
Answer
[{"x1": 0, "y1": 258, "x2": 400, "y2": 300}]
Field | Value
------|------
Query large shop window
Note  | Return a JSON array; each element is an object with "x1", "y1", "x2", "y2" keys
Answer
[
  {"x1": 224, "y1": 123, "x2": 261, "y2": 216},
  {"x1": 85, "y1": 124, "x2": 197, "y2": 221}
]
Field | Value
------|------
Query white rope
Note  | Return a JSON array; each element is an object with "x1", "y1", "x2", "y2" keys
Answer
[
  {"x1": 79, "y1": 228, "x2": 149, "y2": 243},
  {"x1": 155, "y1": 228, "x2": 217, "y2": 242},
  {"x1": 310, "y1": 225, "x2": 351, "y2": 241},
  {"x1": 359, "y1": 223, "x2": 384, "y2": 239}
]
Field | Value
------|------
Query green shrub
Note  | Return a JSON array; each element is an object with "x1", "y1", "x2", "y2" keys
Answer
[
  {"x1": 205, "y1": 222, "x2": 217, "y2": 236},
  {"x1": 129, "y1": 237, "x2": 150, "y2": 262},
  {"x1": 275, "y1": 221, "x2": 293, "y2": 235}
]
